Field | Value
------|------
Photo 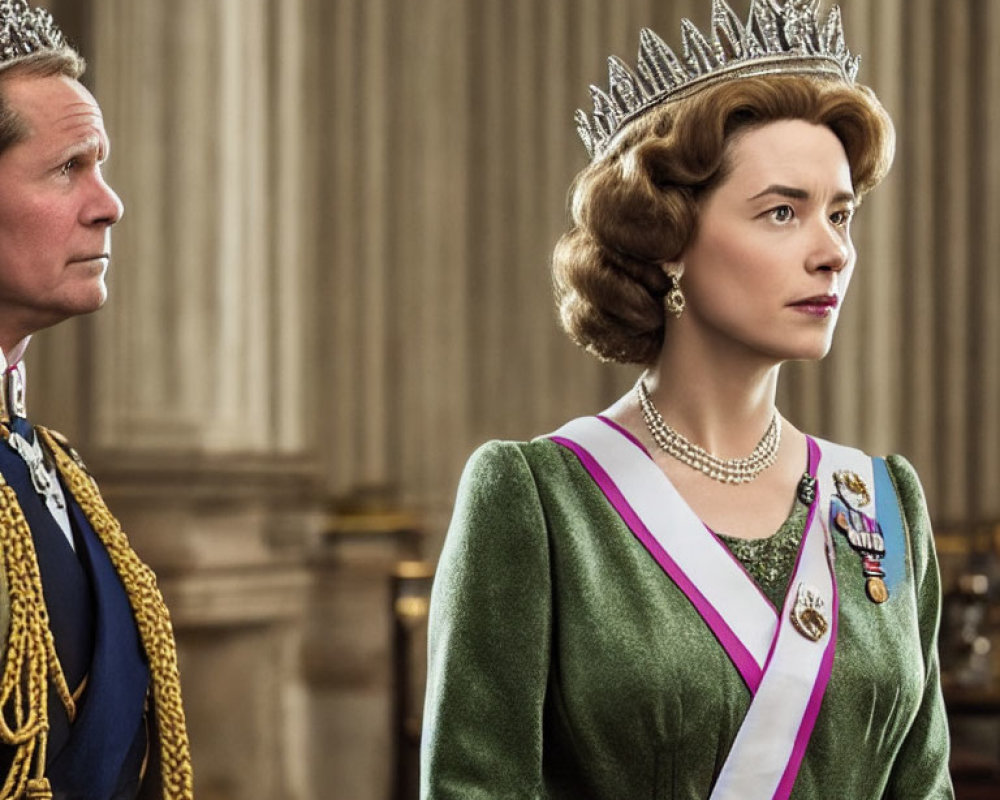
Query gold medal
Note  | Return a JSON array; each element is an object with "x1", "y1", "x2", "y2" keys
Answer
[
  {"x1": 833, "y1": 470, "x2": 871, "y2": 507},
  {"x1": 865, "y1": 576, "x2": 889, "y2": 604}
]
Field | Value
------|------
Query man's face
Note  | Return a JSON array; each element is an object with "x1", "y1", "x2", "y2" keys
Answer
[{"x1": 0, "y1": 72, "x2": 123, "y2": 353}]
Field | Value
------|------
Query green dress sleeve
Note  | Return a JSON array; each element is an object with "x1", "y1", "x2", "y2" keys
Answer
[
  {"x1": 421, "y1": 441, "x2": 551, "y2": 800},
  {"x1": 882, "y1": 454, "x2": 955, "y2": 799}
]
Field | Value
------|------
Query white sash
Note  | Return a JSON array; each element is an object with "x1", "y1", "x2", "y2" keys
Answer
[{"x1": 549, "y1": 418, "x2": 877, "y2": 800}]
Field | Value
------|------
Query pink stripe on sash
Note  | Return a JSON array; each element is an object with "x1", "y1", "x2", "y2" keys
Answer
[
  {"x1": 595, "y1": 415, "x2": 648, "y2": 451},
  {"x1": 551, "y1": 435, "x2": 764, "y2": 693},
  {"x1": 774, "y1": 594, "x2": 838, "y2": 799},
  {"x1": 600, "y1": 416, "x2": 782, "y2": 616},
  {"x1": 759, "y1": 437, "x2": 822, "y2": 675},
  {"x1": 773, "y1": 436, "x2": 837, "y2": 800}
]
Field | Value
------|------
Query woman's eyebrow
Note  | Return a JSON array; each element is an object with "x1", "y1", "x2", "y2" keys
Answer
[
  {"x1": 750, "y1": 184, "x2": 809, "y2": 200},
  {"x1": 748, "y1": 184, "x2": 856, "y2": 204}
]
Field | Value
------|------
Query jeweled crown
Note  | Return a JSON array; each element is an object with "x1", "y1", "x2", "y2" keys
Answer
[
  {"x1": 0, "y1": 0, "x2": 66, "y2": 67},
  {"x1": 576, "y1": 0, "x2": 859, "y2": 160}
]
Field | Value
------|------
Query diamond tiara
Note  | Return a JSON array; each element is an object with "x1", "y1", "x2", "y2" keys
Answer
[
  {"x1": 575, "y1": 0, "x2": 860, "y2": 160},
  {"x1": 0, "y1": 0, "x2": 66, "y2": 67}
]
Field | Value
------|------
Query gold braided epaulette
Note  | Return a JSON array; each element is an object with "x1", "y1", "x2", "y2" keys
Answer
[
  {"x1": 0, "y1": 425, "x2": 74, "y2": 798},
  {"x1": 35, "y1": 427, "x2": 194, "y2": 798}
]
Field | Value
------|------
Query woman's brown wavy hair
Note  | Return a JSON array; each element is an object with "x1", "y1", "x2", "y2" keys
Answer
[{"x1": 552, "y1": 74, "x2": 895, "y2": 365}]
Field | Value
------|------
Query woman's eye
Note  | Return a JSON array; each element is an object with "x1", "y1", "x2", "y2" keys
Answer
[
  {"x1": 770, "y1": 205, "x2": 794, "y2": 223},
  {"x1": 830, "y1": 208, "x2": 854, "y2": 227}
]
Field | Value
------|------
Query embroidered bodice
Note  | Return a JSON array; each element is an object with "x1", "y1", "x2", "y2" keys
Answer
[{"x1": 716, "y1": 499, "x2": 809, "y2": 608}]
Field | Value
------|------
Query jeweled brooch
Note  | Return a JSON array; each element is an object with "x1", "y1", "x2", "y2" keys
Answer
[{"x1": 790, "y1": 582, "x2": 829, "y2": 642}]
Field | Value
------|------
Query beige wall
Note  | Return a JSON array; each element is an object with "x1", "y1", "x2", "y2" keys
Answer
[{"x1": 21, "y1": 1, "x2": 999, "y2": 797}]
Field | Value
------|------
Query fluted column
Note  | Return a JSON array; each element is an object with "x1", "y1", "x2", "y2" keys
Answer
[
  {"x1": 310, "y1": 0, "x2": 474, "y2": 525},
  {"x1": 62, "y1": 0, "x2": 315, "y2": 456},
  {"x1": 978, "y1": 0, "x2": 1000, "y2": 520}
]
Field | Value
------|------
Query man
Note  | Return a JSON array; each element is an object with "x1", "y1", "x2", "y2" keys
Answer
[{"x1": 0, "y1": 2, "x2": 193, "y2": 798}]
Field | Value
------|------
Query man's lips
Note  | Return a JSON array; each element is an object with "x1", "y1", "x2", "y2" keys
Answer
[{"x1": 68, "y1": 253, "x2": 109, "y2": 263}]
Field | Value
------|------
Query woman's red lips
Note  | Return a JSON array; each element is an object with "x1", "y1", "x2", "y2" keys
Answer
[
  {"x1": 790, "y1": 294, "x2": 839, "y2": 317},
  {"x1": 792, "y1": 294, "x2": 838, "y2": 308}
]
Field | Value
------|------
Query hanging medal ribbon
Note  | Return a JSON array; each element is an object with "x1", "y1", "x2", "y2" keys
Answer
[{"x1": 830, "y1": 469, "x2": 888, "y2": 603}]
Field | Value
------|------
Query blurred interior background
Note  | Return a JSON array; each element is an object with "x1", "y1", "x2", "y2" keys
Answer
[{"x1": 23, "y1": 0, "x2": 1000, "y2": 798}]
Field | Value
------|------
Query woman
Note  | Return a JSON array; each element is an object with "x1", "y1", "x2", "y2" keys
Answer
[{"x1": 421, "y1": 2, "x2": 954, "y2": 798}]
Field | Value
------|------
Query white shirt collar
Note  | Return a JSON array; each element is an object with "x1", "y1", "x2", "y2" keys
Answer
[{"x1": 0, "y1": 336, "x2": 31, "y2": 373}]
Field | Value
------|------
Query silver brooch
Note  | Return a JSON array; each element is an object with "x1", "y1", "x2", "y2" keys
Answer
[{"x1": 8, "y1": 429, "x2": 64, "y2": 509}]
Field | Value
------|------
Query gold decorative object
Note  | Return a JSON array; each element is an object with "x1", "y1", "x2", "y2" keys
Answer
[{"x1": 790, "y1": 583, "x2": 829, "y2": 642}]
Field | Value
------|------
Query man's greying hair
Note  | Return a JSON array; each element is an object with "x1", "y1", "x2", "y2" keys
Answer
[{"x1": 0, "y1": 48, "x2": 85, "y2": 156}]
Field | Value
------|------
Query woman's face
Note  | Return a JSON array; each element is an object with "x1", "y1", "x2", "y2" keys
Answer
[{"x1": 677, "y1": 118, "x2": 856, "y2": 364}]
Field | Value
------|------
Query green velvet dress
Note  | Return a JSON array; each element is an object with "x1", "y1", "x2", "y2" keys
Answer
[{"x1": 421, "y1": 437, "x2": 954, "y2": 799}]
